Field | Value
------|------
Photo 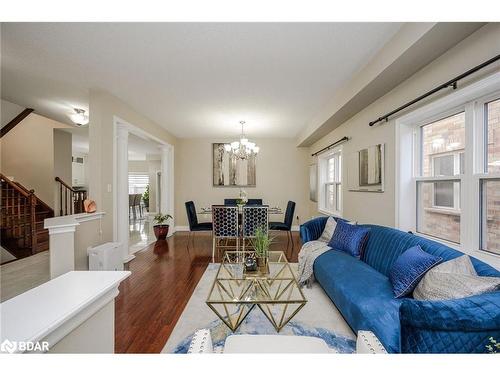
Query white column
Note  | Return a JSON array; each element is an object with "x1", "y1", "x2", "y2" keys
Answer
[
  {"x1": 160, "y1": 145, "x2": 174, "y2": 236},
  {"x1": 116, "y1": 124, "x2": 131, "y2": 263}
]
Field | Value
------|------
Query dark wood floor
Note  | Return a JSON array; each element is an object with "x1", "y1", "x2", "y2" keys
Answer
[{"x1": 114, "y1": 231, "x2": 301, "y2": 353}]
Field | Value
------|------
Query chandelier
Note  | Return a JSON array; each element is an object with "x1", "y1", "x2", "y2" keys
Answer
[{"x1": 224, "y1": 121, "x2": 260, "y2": 160}]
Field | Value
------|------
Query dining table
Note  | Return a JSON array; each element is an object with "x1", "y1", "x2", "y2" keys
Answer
[{"x1": 196, "y1": 206, "x2": 283, "y2": 215}]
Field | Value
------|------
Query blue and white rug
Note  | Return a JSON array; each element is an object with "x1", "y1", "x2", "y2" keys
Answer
[{"x1": 162, "y1": 263, "x2": 356, "y2": 353}]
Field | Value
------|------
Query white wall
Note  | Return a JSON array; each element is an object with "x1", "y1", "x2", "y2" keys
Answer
[
  {"x1": 308, "y1": 23, "x2": 500, "y2": 227},
  {"x1": 175, "y1": 138, "x2": 309, "y2": 228},
  {"x1": 1, "y1": 99, "x2": 25, "y2": 128}
]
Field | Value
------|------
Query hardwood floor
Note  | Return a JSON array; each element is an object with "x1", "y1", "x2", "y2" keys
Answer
[{"x1": 114, "y1": 230, "x2": 300, "y2": 353}]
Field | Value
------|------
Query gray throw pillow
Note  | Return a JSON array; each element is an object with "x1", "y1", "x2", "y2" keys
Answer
[
  {"x1": 413, "y1": 255, "x2": 500, "y2": 300},
  {"x1": 318, "y1": 217, "x2": 337, "y2": 243}
]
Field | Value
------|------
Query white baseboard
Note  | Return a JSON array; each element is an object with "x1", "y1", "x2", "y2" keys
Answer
[{"x1": 292, "y1": 225, "x2": 300, "y2": 232}]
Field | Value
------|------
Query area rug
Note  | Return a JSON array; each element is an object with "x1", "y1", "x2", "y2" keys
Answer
[{"x1": 162, "y1": 263, "x2": 356, "y2": 353}]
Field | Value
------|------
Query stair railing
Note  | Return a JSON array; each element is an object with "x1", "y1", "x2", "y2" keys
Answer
[
  {"x1": 0, "y1": 173, "x2": 37, "y2": 252},
  {"x1": 55, "y1": 177, "x2": 87, "y2": 216}
]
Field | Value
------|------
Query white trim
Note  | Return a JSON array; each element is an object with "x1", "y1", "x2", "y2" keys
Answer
[{"x1": 112, "y1": 116, "x2": 175, "y2": 262}]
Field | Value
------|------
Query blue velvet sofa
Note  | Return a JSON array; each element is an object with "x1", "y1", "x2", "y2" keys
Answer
[{"x1": 300, "y1": 216, "x2": 500, "y2": 353}]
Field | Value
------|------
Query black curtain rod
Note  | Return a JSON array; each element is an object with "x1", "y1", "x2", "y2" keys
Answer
[
  {"x1": 311, "y1": 136, "x2": 349, "y2": 157},
  {"x1": 369, "y1": 54, "x2": 500, "y2": 127}
]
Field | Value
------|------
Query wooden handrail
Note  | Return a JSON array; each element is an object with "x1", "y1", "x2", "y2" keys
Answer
[
  {"x1": 0, "y1": 173, "x2": 32, "y2": 198},
  {"x1": 55, "y1": 177, "x2": 87, "y2": 216},
  {"x1": 0, "y1": 108, "x2": 34, "y2": 138},
  {"x1": 55, "y1": 176, "x2": 76, "y2": 192}
]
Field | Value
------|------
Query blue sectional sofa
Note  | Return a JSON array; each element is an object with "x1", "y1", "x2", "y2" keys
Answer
[{"x1": 300, "y1": 216, "x2": 500, "y2": 353}]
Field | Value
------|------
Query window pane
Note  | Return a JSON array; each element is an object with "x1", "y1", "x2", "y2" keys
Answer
[
  {"x1": 417, "y1": 181, "x2": 460, "y2": 243},
  {"x1": 434, "y1": 181, "x2": 454, "y2": 208},
  {"x1": 481, "y1": 179, "x2": 500, "y2": 255},
  {"x1": 422, "y1": 112, "x2": 465, "y2": 177},
  {"x1": 433, "y1": 155, "x2": 454, "y2": 176},
  {"x1": 486, "y1": 98, "x2": 500, "y2": 174},
  {"x1": 326, "y1": 184, "x2": 335, "y2": 211},
  {"x1": 327, "y1": 157, "x2": 335, "y2": 182}
]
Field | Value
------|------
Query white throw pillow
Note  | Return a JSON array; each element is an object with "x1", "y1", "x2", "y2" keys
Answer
[
  {"x1": 318, "y1": 217, "x2": 337, "y2": 243},
  {"x1": 413, "y1": 255, "x2": 500, "y2": 300}
]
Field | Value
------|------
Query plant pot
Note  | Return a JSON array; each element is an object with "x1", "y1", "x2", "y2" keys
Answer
[
  {"x1": 153, "y1": 224, "x2": 170, "y2": 240},
  {"x1": 256, "y1": 256, "x2": 269, "y2": 274}
]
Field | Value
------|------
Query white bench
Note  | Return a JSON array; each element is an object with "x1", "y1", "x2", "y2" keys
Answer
[{"x1": 188, "y1": 329, "x2": 387, "y2": 354}]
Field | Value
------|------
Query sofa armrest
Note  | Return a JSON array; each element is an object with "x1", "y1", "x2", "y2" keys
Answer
[
  {"x1": 356, "y1": 331, "x2": 388, "y2": 354},
  {"x1": 299, "y1": 216, "x2": 329, "y2": 243},
  {"x1": 400, "y1": 292, "x2": 500, "y2": 353},
  {"x1": 188, "y1": 329, "x2": 213, "y2": 354}
]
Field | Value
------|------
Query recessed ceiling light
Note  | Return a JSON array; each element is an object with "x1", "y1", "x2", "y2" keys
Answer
[{"x1": 70, "y1": 108, "x2": 89, "y2": 126}]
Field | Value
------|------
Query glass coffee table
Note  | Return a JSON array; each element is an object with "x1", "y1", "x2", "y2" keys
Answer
[{"x1": 206, "y1": 251, "x2": 307, "y2": 332}]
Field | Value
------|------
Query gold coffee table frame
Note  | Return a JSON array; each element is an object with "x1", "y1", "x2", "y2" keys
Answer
[{"x1": 206, "y1": 251, "x2": 307, "y2": 332}]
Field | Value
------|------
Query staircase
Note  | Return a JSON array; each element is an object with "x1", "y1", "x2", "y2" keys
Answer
[{"x1": 0, "y1": 174, "x2": 54, "y2": 261}]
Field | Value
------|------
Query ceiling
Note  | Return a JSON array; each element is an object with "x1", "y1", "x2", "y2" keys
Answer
[{"x1": 1, "y1": 22, "x2": 402, "y2": 139}]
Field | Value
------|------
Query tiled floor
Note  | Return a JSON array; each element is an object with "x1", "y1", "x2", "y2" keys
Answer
[{"x1": 129, "y1": 215, "x2": 157, "y2": 254}]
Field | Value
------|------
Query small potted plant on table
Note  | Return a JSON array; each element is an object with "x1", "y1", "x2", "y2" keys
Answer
[
  {"x1": 251, "y1": 227, "x2": 273, "y2": 273},
  {"x1": 153, "y1": 213, "x2": 173, "y2": 240}
]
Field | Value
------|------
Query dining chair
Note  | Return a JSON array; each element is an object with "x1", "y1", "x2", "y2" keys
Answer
[
  {"x1": 129, "y1": 194, "x2": 135, "y2": 219},
  {"x1": 185, "y1": 201, "x2": 213, "y2": 249},
  {"x1": 242, "y1": 205, "x2": 269, "y2": 252},
  {"x1": 212, "y1": 205, "x2": 239, "y2": 262},
  {"x1": 269, "y1": 201, "x2": 296, "y2": 250},
  {"x1": 246, "y1": 199, "x2": 263, "y2": 205},
  {"x1": 224, "y1": 198, "x2": 238, "y2": 205}
]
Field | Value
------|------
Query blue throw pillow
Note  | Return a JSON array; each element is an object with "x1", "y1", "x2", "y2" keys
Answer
[
  {"x1": 328, "y1": 220, "x2": 370, "y2": 258},
  {"x1": 389, "y1": 245, "x2": 442, "y2": 298}
]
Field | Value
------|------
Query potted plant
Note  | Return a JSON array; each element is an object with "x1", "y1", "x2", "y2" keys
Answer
[
  {"x1": 251, "y1": 227, "x2": 273, "y2": 273},
  {"x1": 153, "y1": 213, "x2": 173, "y2": 240},
  {"x1": 142, "y1": 185, "x2": 150, "y2": 212}
]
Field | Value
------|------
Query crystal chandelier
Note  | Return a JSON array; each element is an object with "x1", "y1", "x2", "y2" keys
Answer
[{"x1": 224, "y1": 121, "x2": 260, "y2": 160}]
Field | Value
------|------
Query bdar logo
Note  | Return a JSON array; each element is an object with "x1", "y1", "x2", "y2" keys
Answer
[{"x1": 1, "y1": 339, "x2": 17, "y2": 354}]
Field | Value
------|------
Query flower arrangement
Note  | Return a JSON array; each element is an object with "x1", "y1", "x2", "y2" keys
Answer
[{"x1": 236, "y1": 189, "x2": 248, "y2": 206}]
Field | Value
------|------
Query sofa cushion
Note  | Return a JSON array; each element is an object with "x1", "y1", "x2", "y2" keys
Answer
[
  {"x1": 328, "y1": 220, "x2": 370, "y2": 258},
  {"x1": 413, "y1": 256, "x2": 500, "y2": 301},
  {"x1": 318, "y1": 217, "x2": 338, "y2": 243},
  {"x1": 389, "y1": 245, "x2": 442, "y2": 298},
  {"x1": 314, "y1": 249, "x2": 402, "y2": 353}
]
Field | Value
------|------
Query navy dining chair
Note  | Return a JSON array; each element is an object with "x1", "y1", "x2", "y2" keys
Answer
[
  {"x1": 185, "y1": 201, "x2": 213, "y2": 248},
  {"x1": 269, "y1": 201, "x2": 296, "y2": 250}
]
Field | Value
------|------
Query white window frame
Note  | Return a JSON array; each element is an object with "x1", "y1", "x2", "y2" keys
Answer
[
  {"x1": 318, "y1": 147, "x2": 342, "y2": 216},
  {"x1": 396, "y1": 71, "x2": 500, "y2": 267},
  {"x1": 429, "y1": 151, "x2": 463, "y2": 211}
]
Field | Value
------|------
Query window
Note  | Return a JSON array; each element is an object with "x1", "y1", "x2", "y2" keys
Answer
[
  {"x1": 398, "y1": 76, "x2": 500, "y2": 257},
  {"x1": 128, "y1": 173, "x2": 149, "y2": 194},
  {"x1": 318, "y1": 150, "x2": 342, "y2": 215},
  {"x1": 481, "y1": 98, "x2": 500, "y2": 255},
  {"x1": 416, "y1": 112, "x2": 465, "y2": 243}
]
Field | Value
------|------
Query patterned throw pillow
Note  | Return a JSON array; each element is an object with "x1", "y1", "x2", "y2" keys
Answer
[
  {"x1": 318, "y1": 217, "x2": 338, "y2": 243},
  {"x1": 389, "y1": 245, "x2": 442, "y2": 298},
  {"x1": 413, "y1": 255, "x2": 500, "y2": 300},
  {"x1": 327, "y1": 220, "x2": 370, "y2": 258}
]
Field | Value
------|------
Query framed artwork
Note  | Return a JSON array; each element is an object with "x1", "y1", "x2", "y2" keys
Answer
[
  {"x1": 212, "y1": 143, "x2": 256, "y2": 187},
  {"x1": 347, "y1": 143, "x2": 385, "y2": 192}
]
